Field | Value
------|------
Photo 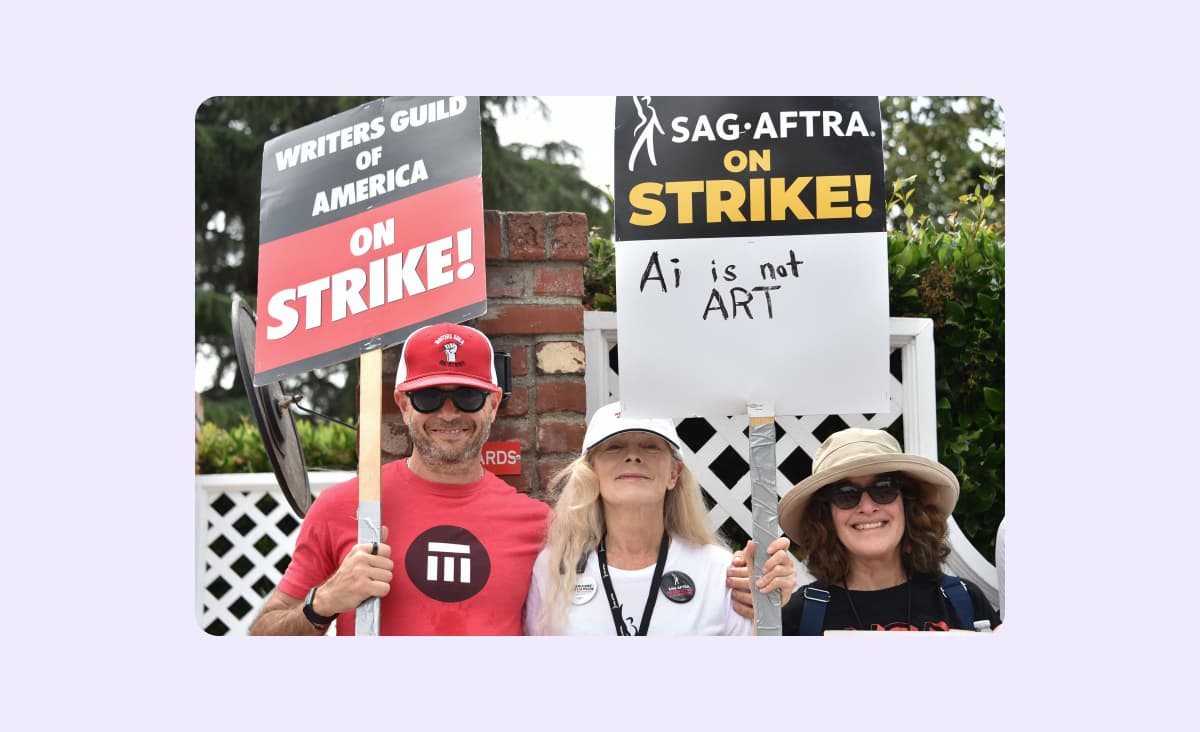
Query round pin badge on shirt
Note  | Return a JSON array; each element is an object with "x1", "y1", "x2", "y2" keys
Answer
[
  {"x1": 660, "y1": 571, "x2": 696, "y2": 603},
  {"x1": 572, "y1": 576, "x2": 598, "y2": 605}
]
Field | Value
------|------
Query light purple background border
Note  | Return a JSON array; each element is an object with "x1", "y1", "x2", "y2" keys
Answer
[{"x1": 8, "y1": 1, "x2": 1193, "y2": 728}]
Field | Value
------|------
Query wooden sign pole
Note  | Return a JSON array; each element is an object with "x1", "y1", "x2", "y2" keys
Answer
[{"x1": 355, "y1": 349, "x2": 383, "y2": 636}]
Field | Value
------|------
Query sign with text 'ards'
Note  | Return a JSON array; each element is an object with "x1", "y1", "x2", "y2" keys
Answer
[
  {"x1": 613, "y1": 97, "x2": 889, "y2": 418},
  {"x1": 254, "y1": 96, "x2": 484, "y2": 385}
]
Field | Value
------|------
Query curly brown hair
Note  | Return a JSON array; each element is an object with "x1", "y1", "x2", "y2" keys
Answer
[{"x1": 794, "y1": 474, "x2": 950, "y2": 585}]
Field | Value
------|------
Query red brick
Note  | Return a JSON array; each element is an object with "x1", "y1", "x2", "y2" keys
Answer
[
  {"x1": 534, "y1": 265, "x2": 584, "y2": 296},
  {"x1": 536, "y1": 381, "x2": 586, "y2": 413},
  {"x1": 498, "y1": 385, "x2": 529, "y2": 417},
  {"x1": 507, "y1": 344, "x2": 529, "y2": 376},
  {"x1": 484, "y1": 210, "x2": 502, "y2": 259},
  {"x1": 506, "y1": 212, "x2": 546, "y2": 261},
  {"x1": 548, "y1": 212, "x2": 590, "y2": 261},
  {"x1": 490, "y1": 418, "x2": 534, "y2": 446},
  {"x1": 478, "y1": 304, "x2": 583, "y2": 336},
  {"x1": 538, "y1": 458, "x2": 577, "y2": 496},
  {"x1": 537, "y1": 418, "x2": 586, "y2": 454},
  {"x1": 487, "y1": 266, "x2": 526, "y2": 298},
  {"x1": 382, "y1": 343, "x2": 401, "y2": 375}
]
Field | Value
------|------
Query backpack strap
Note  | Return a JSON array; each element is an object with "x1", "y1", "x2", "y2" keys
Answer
[
  {"x1": 939, "y1": 574, "x2": 977, "y2": 631},
  {"x1": 796, "y1": 584, "x2": 831, "y2": 635}
]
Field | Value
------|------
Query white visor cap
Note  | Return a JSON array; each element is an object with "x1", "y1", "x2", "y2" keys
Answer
[{"x1": 582, "y1": 401, "x2": 682, "y2": 453}]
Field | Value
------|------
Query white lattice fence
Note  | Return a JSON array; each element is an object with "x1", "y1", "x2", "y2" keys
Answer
[
  {"x1": 583, "y1": 311, "x2": 999, "y2": 608},
  {"x1": 196, "y1": 472, "x2": 353, "y2": 635},
  {"x1": 685, "y1": 406, "x2": 905, "y2": 538}
]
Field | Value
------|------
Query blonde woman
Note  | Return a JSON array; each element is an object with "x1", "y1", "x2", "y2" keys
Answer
[{"x1": 524, "y1": 402, "x2": 795, "y2": 635}]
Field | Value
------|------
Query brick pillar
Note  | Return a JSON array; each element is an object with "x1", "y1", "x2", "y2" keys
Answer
[{"x1": 379, "y1": 210, "x2": 589, "y2": 503}]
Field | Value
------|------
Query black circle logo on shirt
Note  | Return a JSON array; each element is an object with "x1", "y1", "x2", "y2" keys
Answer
[
  {"x1": 660, "y1": 571, "x2": 696, "y2": 603},
  {"x1": 405, "y1": 525, "x2": 491, "y2": 602}
]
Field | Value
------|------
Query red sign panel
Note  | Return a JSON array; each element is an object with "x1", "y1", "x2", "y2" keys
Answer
[{"x1": 481, "y1": 441, "x2": 522, "y2": 476}]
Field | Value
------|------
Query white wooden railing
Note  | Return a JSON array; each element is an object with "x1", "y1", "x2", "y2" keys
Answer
[{"x1": 196, "y1": 471, "x2": 352, "y2": 635}]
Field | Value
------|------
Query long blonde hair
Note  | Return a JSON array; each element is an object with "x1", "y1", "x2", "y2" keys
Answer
[{"x1": 533, "y1": 447, "x2": 721, "y2": 634}]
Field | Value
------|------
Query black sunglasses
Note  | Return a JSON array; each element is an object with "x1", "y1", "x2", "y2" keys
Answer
[
  {"x1": 407, "y1": 387, "x2": 489, "y2": 414},
  {"x1": 820, "y1": 474, "x2": 904, "y2": 510}
]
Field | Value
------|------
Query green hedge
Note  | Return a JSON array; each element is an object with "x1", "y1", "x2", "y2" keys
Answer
[
  {"x1": 195, "y1": 419, "x2": 358, "y2": 473},
  {"x1": 887, "y1": 176, "x2": 1004, "y2": 559}
]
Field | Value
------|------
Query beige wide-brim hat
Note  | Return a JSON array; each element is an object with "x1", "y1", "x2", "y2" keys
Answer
[{"x1": 778, "y1": 428, "x2": 959, "y2": 541}]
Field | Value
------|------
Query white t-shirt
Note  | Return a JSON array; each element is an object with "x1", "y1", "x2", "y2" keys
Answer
[{"x1": 524, "y1": 537, "x2": 752, "y2": 636}]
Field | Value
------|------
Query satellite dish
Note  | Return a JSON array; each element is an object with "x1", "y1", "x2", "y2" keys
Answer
[{"x1": 231, "y1": 294, "x2": 313, "y2": 517}]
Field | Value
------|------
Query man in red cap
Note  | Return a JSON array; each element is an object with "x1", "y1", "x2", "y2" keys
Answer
[{"x1": 249, "y1": 322, "x2": 549, "y2": 635}]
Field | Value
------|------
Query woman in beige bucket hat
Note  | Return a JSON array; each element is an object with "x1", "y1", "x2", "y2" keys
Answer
[{"x1": 777, "y1": 427, "x2": 1000, "y2": 633}]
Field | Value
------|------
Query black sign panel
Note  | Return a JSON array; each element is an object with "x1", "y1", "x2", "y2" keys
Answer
[
  {"x1": 260, "y1": 96, "x2": 481, "y2": 243},
  {"x1": 613, "y1": 96, "x2": 884, "y2": 241}
]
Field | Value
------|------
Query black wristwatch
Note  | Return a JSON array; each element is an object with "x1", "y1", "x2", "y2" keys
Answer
[{"x1": 303, "y1": 586, "x2": 337, "y2": 629}]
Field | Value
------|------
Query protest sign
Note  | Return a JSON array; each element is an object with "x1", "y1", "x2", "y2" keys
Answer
[
  {"x1": 254, "y1": 97, "x2": 484, "y2": 635},
  {"x1": 613, "y1": 96, "x2": 889, "y2": 418},
  {"x1": 254, "y1": 96, "x2": 484, "y2": 385},
  {"x1": 614, "y1": 97, "x2": 890, "y2": 634}
]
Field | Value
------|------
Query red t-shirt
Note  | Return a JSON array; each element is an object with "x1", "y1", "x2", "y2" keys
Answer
[{"x1": 278, "y1": 459, "x2": 549, "y2": 635}]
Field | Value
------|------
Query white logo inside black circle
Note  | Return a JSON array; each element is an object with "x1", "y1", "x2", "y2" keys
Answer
[{"x1": 405, "y1": 525, "x2": 491, "y2": 602}]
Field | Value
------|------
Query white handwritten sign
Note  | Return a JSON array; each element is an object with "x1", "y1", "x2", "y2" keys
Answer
[{"x1": 613, "y1": 97, "x2": 889, "y2": 418}]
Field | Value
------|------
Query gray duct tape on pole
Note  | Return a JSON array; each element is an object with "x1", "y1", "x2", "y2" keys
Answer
[
  {"x1": 356, "y1": 502, "x2": 382, "y2": 636},
  {"x1": 355, "y1": 348, "x2": 384, "y2": 636},
  {"x1": 747, "y1": 401, "x2": 782, "y2": 635}
]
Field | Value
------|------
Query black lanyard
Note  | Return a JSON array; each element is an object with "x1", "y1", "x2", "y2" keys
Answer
[{"x1": 596, "y1": 531, "x2": 670, "y2": 636}]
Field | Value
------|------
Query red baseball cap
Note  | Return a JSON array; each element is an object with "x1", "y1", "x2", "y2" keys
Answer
[{"x1": 394, "y1": 323, "x2": 502, "y2": 400}]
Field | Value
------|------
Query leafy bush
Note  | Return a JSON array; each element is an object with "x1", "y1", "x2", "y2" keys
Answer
[
  {"x1": 888, "y1": 175, "x2": 1004, "y2": 559},
  {"x1": 585, "y1": 227, "x2": 616, "y2": 311},
  {"x1": 196, "y1": 418, "x2": 358, "y2": 474},
  {"x1": 294, "y1": 418, "x2": 359, "y2": 469}
]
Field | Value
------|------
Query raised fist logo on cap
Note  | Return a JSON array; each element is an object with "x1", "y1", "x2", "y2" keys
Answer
[{"x1": 394, "y1": 322, "x2": 501, "y2": 403}]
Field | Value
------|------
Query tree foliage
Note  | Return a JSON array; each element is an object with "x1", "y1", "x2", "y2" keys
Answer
[
  {"x1": 480, "y1": 97, "x2": 612, "y2": 239},
  {"x1": 195, "y1": 96, "x2": 610, "y2": 427},
  {"x1": 880, "y1": 96, "x2": 1005, "y2": 229}
]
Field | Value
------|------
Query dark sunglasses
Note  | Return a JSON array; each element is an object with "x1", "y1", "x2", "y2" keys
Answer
[
  {"x1": 407, "y1": 387, "x2": 489, "y2": 414},
  {"x1": 820, "y1": 474, "x2": 904, "y2": 510}
]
